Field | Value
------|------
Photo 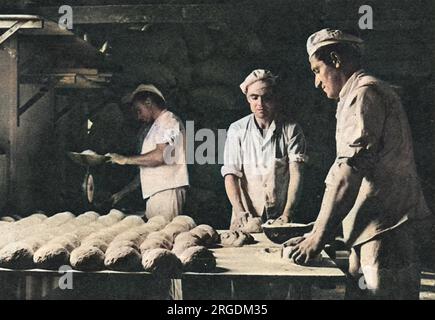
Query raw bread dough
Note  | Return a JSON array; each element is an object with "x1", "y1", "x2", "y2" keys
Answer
[
  {"x1": 190, "y1": 225, "x2": 219, "y2": 246},
  {"x1": 120, "y1": 215, "x2": 145, "y2": 227},
  {"x1": 163, "y1": 223, "x2": 189, "y2": 242},
  {"x1": 140, "y1": 238, "x2": 172, "y2": 253},
  {"x1": 141, "y1": 248, "x2": 182, "y2": 277},
  {"x1": 240, "y1": 217, "x2": 263, "y2": 233},
  {"x1": 171, "y1": 215, "x2": 196, "y2": 229},
  {"x1": 70, "y1": 246, "x2": 105, "y2": 271},
  {"x1": 219, "y1": 230, "x2": 255, "y2": 247},
  {"x1": 104, "y1": 246, "x2": 142, "y2": 271},
  {"x1": 179, "y1": 245, "x2": 216, "y2": 272},
  {"x1": 0, "y1": 242, "x2": 36, "y2": 269},
  {"x1": 112, "y1": 231, "x2": 144, "y2": 246},
  {"x1": 33, "y1": 243, "x2": 70, "y2": 270},
  {"x1": 107, "y1": 209, "x2": 125, "y2": 220},
  {"x1": 146, "y1": 216, "x2": 168, "y2": 229},
  {"x1": 172, "y1": 237, "x2": 202, "y2": 257},
  {"x1": 81, "y1": 238, "x2": 108, "y2": 252}
]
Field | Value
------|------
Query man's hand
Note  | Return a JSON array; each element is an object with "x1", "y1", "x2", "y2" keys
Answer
[
  {"x1": 230, "y1": 211, "x2": 251, "y2": 230},
  {"x1": 275, "y1": 214, "x2": 291, "y2": 224},
  {"x1": 282, "y1": 234, "x2": 323, "y2": 265},
  {"x1": 106, "y1": 153, "x2": 129, "y2": 165}
]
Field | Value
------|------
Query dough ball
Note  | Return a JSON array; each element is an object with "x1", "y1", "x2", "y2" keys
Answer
[
  {"x1": 97, "y1": 215, "x2": 118, "y2": 227},
  {"x1": 140, "y1": 238, "x2": 172, "y2": 253},
  {"x1": 240, "y1": 217, "x2": 263, "y2": 233},
  {"x1": 179, "y1": 246, "x2": 216, "y2": 272},
  {"x1": 48, "y1": 236, "x2": 79, "y2": 252},
  {"x1": 0, "y1": 242, "x2": 35, "y2": 269},
  {"x1": 104, "y1": 246, "x2": 142, "y2": 271},
  {"x1": 171, "y1": 215, "x2": 196, "y2": 229},
  {"x1": 80, "y1": 238, "x2": 108, "y2": 252},
  {"x1": 70, "y1": 246, "x2": 105, "y2": 271},
  {"x1": 146, "y1": 216, "x2": 168, "y2": 229},
  {"x1": 129, "y1": 225, "x2": 152, "y2": 239},
  {"x1": 219, "y1": 230, "x2": 255, "y2": 247},
  {"x1": 107, "y1": 209, "x2": 125, "y2": 220},
  {"x1": 1, "y1": 216, "x2": 16, "y2": 223},
  {"x1": 174, "y1": 232, "x2": 200, "y2": 244},
  {"x1": 106, "y1": 240, "x2": 139, "y2": 255},
  {"x1": 190, "y1": 225, "x2": 219, "y2": 246},
  {"x1": 172, "y1": 237, "x2": 202, "y2": 257},
  {"x1": 112, "y1": 231, "x2": 144, "y2": 246},
  {"x1": 141, "y1": 248, "x2": 182, "y2": 277},
  {"x1": 81, "y1": 211, "x2": 100, "y2": 219},
  {"x1": 147, "y1": 231, "x2": 173, "y2": 244},
  {"x1": 163, "y1": 223, "x2": 187, "y2": 242},
  {"x1": 33, "y1": 243, "x2": 69, "y2": 269},
  {"x1": 73, "y1": 226, "x2": 96, "y2": 239},
  {"x1": 29, "y1": 212, "x2": 48, "y2": 221},
  {"x1": 46, "y1": 211, "x2": 75, "y2": 224},
  {"x1": 120, "y1": 215, "x2": 145, "y2": 227}
]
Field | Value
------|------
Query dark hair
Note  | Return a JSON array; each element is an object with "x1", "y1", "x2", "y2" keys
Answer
[
  {"x1": 313, "y1": 42, "x2": 362, "y2": 69},
  {"x1": 132, "y1": 91, "x2": 166, "y2": 108}
]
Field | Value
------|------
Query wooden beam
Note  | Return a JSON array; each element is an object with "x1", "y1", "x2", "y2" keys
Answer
[
  {"x1": 0, "y1": 36, "x2": 18, "y2": 210},
  {"x1": 0, "y1": 15, "x2": 43, "y2": 29},
  {"x1": 36, "y1": 4, "x2": 256, "y2": 24}
]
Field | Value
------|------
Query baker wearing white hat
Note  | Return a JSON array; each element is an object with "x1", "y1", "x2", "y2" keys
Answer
[
  {"x1": 222, "y1": 69, "x2": 306, "y2": 227},
  {"x1": 108, "y1": 84, "x2": 189, "y2": 221},
  {"x1": 220, "y1": 69, "x2": 307, "y2": 299},
  {"x1": 285, "y1": 29, "x2": 432, "y2": 300}
]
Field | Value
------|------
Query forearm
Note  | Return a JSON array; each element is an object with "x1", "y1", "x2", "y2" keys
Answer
[
  {"x1": 312, "y1": 163, "x2": 363, "y2": 244},
  {"x1": 282, "y1": 162, "x2": 304, "y2": 219},
  {"x1": 126, "y1": 148, "x2": 165, "y2": 167},
  {"x1": 224, "y1": 174, "x2": 246, "y2": 213}
]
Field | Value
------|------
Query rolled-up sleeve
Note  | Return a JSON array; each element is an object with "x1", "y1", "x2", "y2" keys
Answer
[
  {"x1": 287, "y1": 123, "x2": 307, "y2": 163},
  {"x1": 221, "y1": 125, "x2": 243, "y2": 178},
  {"x1": 154, "y1": 121, "x2": 181, "y2": 147}
]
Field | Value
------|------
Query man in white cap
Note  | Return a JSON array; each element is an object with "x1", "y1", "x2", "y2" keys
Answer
[
  {"x1": 222, "y1": 69, "x2": 306, "y2": 228},
  {"x1": 108, "y1": 84, "x2": 189, "y2": 222},
  {"x1": 286, "y1": 28, "x2": 432, "y2": 299},
  {"x1": 221, "y1": 69, "x2": 306, "y2": 299}
]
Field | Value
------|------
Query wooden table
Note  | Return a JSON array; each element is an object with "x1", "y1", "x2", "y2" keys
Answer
[
  {"x1": 0, "y1": 233, "x2": 346, "y2": 300},
  {"x1": 180, "y1": 232, "x2": 346, "y2": 299}
]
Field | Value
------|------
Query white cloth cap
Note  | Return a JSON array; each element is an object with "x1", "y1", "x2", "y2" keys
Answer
[
  {"x1": 306, "y1": 28, "x2": 364, "y2": 58},
  {"x1": 240, "y1": 69, "x2": 277, "y2": 94},
  {"x1": 128, "y1": 84, "x2": 166, "y2": 102}
]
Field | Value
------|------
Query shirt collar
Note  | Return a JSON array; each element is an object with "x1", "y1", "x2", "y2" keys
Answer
[
  {"x1": 339, "y1": 69, "x2": 365, "y2": 101},
  {"x1": 154, "y1": 109, "x2": 168, "y2": 123},
  {"x1": 250, "y1": 114, "x2": 277, "y2": 142}
]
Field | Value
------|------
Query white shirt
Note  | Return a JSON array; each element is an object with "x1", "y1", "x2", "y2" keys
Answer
[
  {"x1": 221, "y1": 114, "x2": 306, "y2": 218},
  {"x1": 140, "y1": 110, "x2": 189, "y2": 198}
]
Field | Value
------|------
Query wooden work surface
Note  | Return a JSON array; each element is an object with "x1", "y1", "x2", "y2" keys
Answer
[
  {"x1": 0, "y1": 232, "x2": 345, "y2": 280},
  {"x1": 183, "y1": 232, "x2": 345, "y2": 281},
  {"x1": 0, "y1": 232, "x2": 346, "y2": 299}
]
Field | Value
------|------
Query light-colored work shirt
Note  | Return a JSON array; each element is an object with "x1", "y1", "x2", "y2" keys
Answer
[
  {"x1": 140, "y1": 110, "x2": 189, "y2": 199},
  {"x1": 221, "y1": 114, "x2": 306, "y2": 219},
  {"x1": 325, "y1": 69, "x2": 431, "y2": 247}
]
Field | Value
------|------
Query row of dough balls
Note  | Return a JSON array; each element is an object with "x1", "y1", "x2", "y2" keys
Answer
[
  {"x1": 72, "y1": 215, "x2": 166, "y2": 271},
  {"x1": 0, "y1": 210, "x2": 132, "y2": 269},
  {"x1": 0, "y1": 212, "x2": 221, "y2": 276},
  {"x1": 71, "y1": 215, "x2": 219, "y2": 276}
]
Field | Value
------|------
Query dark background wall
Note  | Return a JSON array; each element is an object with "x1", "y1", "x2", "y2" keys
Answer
[{"x1": 1, "y1": 0, "x2": 434, "y2": 229}]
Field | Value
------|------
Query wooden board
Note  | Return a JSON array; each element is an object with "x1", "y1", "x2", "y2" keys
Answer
[{"x1": 183, "y1": 232, "x2": 345, "y2": 281}]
